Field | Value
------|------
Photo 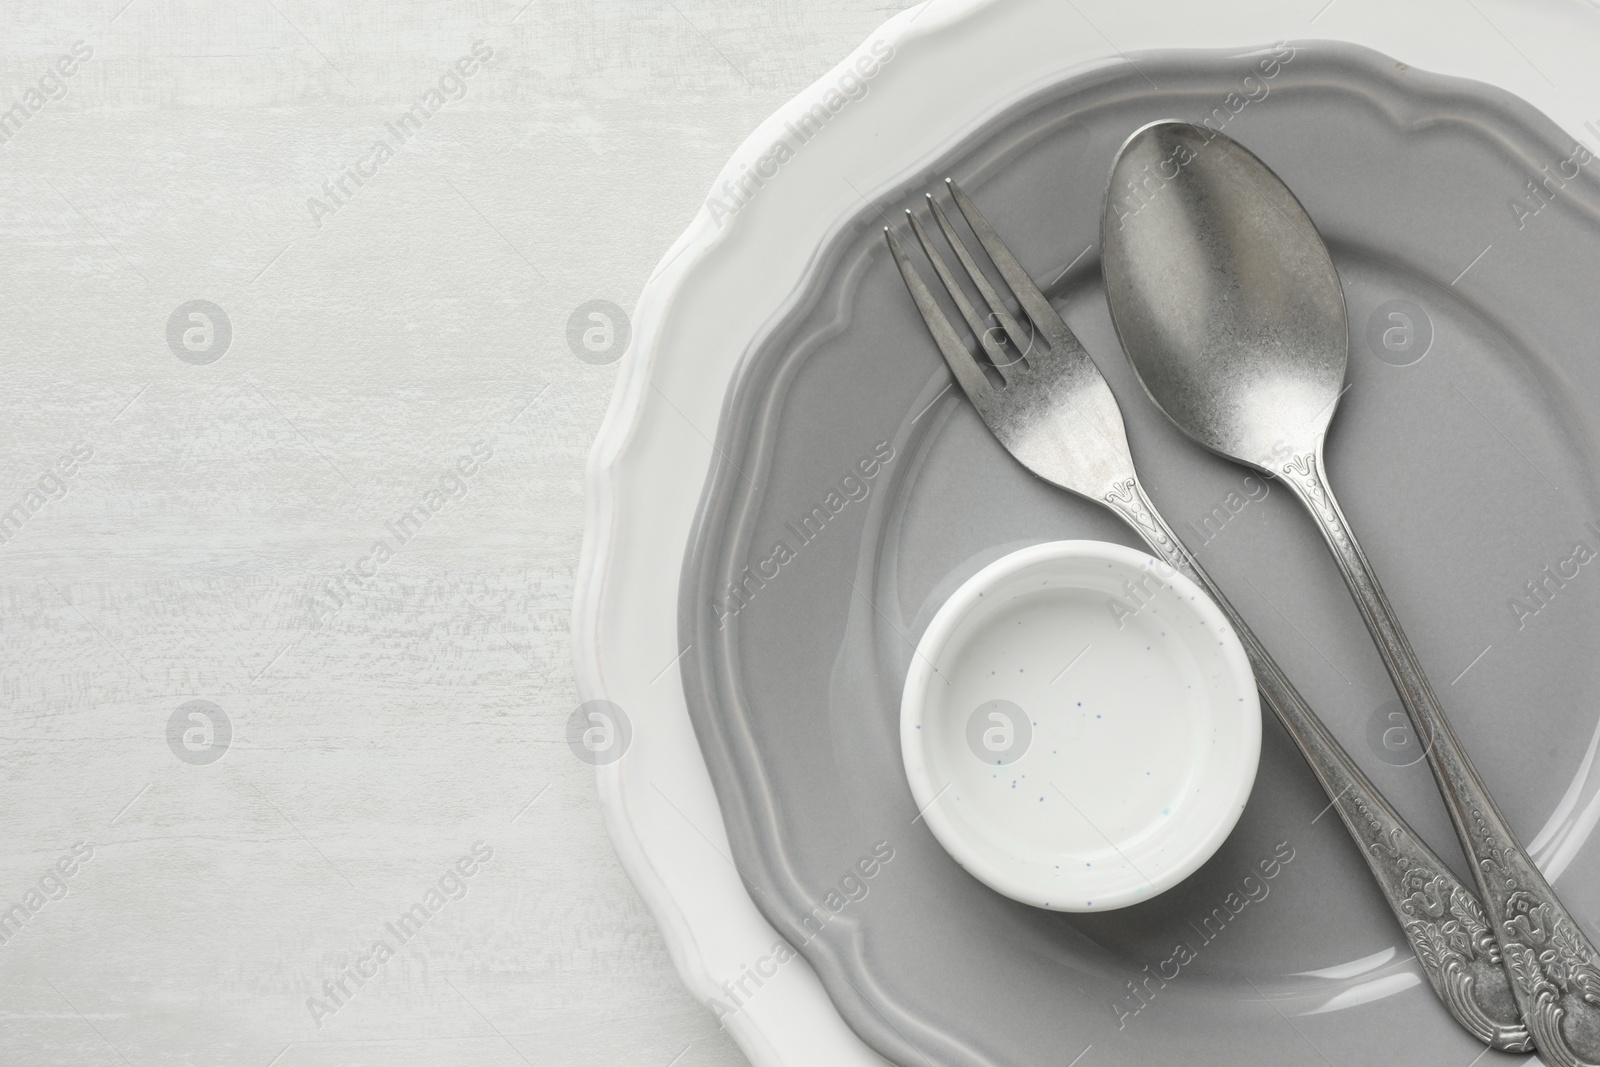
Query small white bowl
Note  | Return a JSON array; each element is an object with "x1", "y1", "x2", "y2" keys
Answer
[{"x1": 901, "y1": 540, "x2": 1260, "y2": 912}]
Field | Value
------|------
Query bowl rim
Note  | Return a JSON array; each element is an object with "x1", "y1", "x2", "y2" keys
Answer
[{"x1": 900, "y1": 538, "x2": 1263, "y2": 912}]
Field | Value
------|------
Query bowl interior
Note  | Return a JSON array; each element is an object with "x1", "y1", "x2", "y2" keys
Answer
[{"x1": 903, "y1": 541, "x2": 1261, "y2": 911}]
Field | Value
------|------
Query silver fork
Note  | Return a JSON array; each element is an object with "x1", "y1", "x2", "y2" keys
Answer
[{"x1": 885, "y1": 179, "x2": 1529, "y2": 1051}]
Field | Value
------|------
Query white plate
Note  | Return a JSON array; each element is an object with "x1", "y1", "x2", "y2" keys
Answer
[{"x1": 573, "y1": 1, "x2": 1600, "y2": 1063}]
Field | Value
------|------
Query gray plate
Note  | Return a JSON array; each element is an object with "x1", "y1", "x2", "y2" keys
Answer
[{"x1": 679, "y1": 40, "x2": 1600, "y2": 1067}]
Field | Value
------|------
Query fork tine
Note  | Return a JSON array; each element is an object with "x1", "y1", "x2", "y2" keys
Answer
[
  {"x1": 883, "y1": 226, "x2": 994, "y2": 402},
  {"x1": 926, "y1": 194, "x2": 1032, "y2": 367},
  {"x1": 905, "y1": 210, "x2": 1016, "y2": 384},
  {"x1": 945, "y1": 179, "x2": 1076, "y2": 353}
]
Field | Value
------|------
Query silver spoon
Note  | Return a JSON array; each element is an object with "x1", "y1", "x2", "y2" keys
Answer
[{"x1": 1101, "y1": 120, "x2": 1600, "y2": 1067}]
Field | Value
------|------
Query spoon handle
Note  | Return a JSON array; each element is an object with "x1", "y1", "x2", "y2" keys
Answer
[
  {"x1": 1105, "y1": 474, "x2": 1529, "y2": 1050},
  {"x1": 1276, "y1": 448, "x2": 1600, "y2": 1066}
]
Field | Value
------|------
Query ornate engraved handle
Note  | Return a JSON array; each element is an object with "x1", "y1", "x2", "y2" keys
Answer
[
  {"x1": 1276, "y1": 450, "x2": 1600, "y2": 1065},
  {"x1": 1103, "y1": 474, "x2": 1530, "y2": 1051}
]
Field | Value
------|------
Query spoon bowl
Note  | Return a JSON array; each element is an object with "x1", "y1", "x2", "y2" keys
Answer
[{"x1": 1101, "y1": 121, "x2": 1348, "y2": 466}]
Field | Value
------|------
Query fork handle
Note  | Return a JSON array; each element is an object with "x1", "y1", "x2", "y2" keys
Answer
[
  {"x1": 1103, "y1": 472, "x2": 1530, "y2": 1051},
  {"x1": 1274, "y1": 449, "x2": 1600, "y2": 1066}
]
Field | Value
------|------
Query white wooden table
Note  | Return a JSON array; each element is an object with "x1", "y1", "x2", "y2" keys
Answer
[{"x1": 0, "y1": 2, "x2": 902, "y2": 1063}]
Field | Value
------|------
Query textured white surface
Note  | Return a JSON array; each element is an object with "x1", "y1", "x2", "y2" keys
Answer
[{"x1": 0, "y1": 2, "x2": 901, "y2": 1065}]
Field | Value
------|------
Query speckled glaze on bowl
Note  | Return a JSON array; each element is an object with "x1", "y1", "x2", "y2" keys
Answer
[{"x1": 902, "y1": 540, "x2": 1260, "y2": 912}]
